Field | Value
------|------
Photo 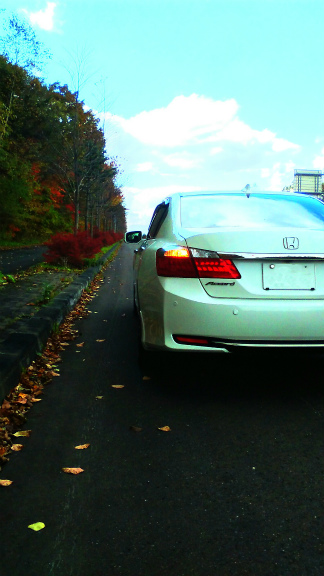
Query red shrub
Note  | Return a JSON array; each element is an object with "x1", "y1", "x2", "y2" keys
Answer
[
  {"x1": 45, "y1": 232, "x2": 102, "y2": 267},
  {"x1": 92, "y1": 230, "x2": 123, "y2": 246},
  {"x1": 44, "y1": 230, "x2": 123, "y2": 267}
]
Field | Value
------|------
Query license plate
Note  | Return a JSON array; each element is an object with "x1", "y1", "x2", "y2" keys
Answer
[{"x1": 262, "y1": 262, "x2": 315, "y2": 290}]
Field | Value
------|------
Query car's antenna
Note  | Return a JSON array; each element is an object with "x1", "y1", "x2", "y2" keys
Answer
[{"x1": 242, "y1": 184, "x2": 251, "y2": 198}]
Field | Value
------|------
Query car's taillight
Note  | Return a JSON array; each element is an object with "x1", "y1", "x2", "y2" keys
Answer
[
  {"x1": 156, "y1": 247, "x2": 241, "y2": 279},
  {"x1": 194, "y1": 257, "x2": 241, "y2": 279},
  {"x1": 156, "y1": 247, "x2": 197, "y2": 278}
]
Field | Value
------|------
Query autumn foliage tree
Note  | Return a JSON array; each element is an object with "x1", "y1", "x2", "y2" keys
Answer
[{"x1": 0, "y1": 13, "x2": 125, "y2": 243}]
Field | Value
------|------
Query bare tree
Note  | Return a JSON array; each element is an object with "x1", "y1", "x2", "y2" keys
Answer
[
  {"x1": 0, "y1": 12, "x2": 50, "y2": 142},
  {"x1": 0, "y1": 12, "x2": 51, "y2": 74}
]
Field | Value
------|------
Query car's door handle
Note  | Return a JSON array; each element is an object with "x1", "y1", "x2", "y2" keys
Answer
[
  {"x1": 140, "y1": 245, "x2": 146, "y2": 251},
  {"x1": 134, "y1": 249, "x2": 139, "y2": 254}
]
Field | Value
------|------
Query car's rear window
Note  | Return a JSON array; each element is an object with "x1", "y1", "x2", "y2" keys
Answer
[{"x1": 180, "y1": 194, "x2": 324, "y2": 229}]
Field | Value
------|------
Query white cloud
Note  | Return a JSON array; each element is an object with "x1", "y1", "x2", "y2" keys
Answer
[
  {"x1": 28, "y1": 2, "x2": 56, "y2": 31},
  {"x1": 313, "y1": 147, "x2": 324, "y2": 170},
  {"x1": 163, "y1": 152, "x2": 201, "y2": 170},
  {"x1": 285, "y1": 161, "x2": 296, "y2": 174},
  {"x1": 135, "y1": 162, "x2": 154, "y2": 172},
  {"x1": 107, "y1": 95, "x2": 300, "y2": 154},
  {"x1": 104, "y1": 94, "x2": 302, "y2": 228},
  {"x1": 269, "y1": 164, "x2": 285, "y2": 191},
  {"x1": 261, "y1": 168, "x2": 270, "y2": 178},
  {"x1": 108, "y1": 94, "x2": 239, "y2": 147},
  {"x1": 260, "y1": 162, "x2": 296, "y2": 191},
  {"x1": 210, "y1": 147, "x2": 223, "y2": 156},
  {"x1": 272, "y1": 138, "x2": 299, "y2": 153}
]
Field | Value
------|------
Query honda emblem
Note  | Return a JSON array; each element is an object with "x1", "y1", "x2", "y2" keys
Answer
[{"x1": 283, "y1": 237, "x2": 299, "y2": 250}]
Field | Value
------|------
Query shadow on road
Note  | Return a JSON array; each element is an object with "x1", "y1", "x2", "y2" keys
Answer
[{"x1": 138, "y1": 348, "x2": 324, "y2": 404}]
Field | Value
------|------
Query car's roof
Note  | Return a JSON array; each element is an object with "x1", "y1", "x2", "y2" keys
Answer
[{"x1": 163, "y1": 190, "x2": 319, "y2": 202}]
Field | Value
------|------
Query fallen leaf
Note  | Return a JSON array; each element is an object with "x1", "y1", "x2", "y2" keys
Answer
[
  {"x1": 142, "y1": 376, "x2": 151, "y2": 381},
  {"x1": 74, "y1": 444, "x2": 90, "y2": 450},
  {"x1": 11, "y1": 444, "x2": 23, "y2": 451},
  {"x1": 96, "y1": 339, "x2": 105, "y2": 343},
  {"x1": 62, "y1": 467, "x2": 84, "y2": 474},
  {"x1": 0, "y1": 479, "x2": 13, "y2": 486},
  {"x1": 111, "y1": 385, "x2": 124, "y2": 389},
  {"x1": 16, "y1": 395, "x2": 28, "y2": 404},
  {"x1": 95, "y1": 396, "x2": 103, "y2": 400},
  {"x1": 13, "y1": 430, "x2": 31, "y2": 437},
  {"x1": 51, "y1": 371, "x2": 60, "y2": 377},
  {"x1": 158, "y1": 426, "x2": 171, "y2": 432},
  {"x1": 76, "y1": 342, "x2": 85, "y2": 347},
  {"x1": 28, "y1": 522, "x2": 45, "y2": 531},
  {"x1": 31, "y1": 398, "x2": 42, "y2": 402},
  {"x1": 130, "y1": 426, "x2": 143, "y2": 433},
  {"x1": 1, "y1": 399, "x2": 11, "y2": 410}
]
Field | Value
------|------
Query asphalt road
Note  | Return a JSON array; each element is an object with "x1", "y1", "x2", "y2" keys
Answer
[
  {"x1": 0, "y1": 243, "x2": 323, "y2": 576},
  {"x1": 0, "y1": 246, "x2": 46, "y2": 274}
]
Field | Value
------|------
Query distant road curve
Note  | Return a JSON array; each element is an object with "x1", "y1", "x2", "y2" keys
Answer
[{"x1": 0, "y1": 245, "x2": 46, "y2": 274}]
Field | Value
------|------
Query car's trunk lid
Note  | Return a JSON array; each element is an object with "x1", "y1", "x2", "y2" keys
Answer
[{"x1": 179, "y1": 228, "x2": 324, "y2": 299}]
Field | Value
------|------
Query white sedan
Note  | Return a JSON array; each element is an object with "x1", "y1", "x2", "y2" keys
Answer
[{"x1": 125, "y1": 191, "x2": 324, "y2": 353}]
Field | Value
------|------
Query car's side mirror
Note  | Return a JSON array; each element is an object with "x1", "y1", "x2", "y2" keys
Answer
[{"x1": 124, "y1": 231, "x2": 143, "y2": 243}]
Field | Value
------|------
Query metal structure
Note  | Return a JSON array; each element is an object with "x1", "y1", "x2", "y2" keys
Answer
[{"x1": 293, "y1": 169, "x2": 323, "y2": 196}]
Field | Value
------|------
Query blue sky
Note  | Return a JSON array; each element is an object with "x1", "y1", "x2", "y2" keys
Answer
[{"x1": 1, "y1": 0, "x2": 324, "y2": 229}]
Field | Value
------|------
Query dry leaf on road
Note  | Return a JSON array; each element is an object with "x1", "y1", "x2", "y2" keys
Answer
[
  {"x1": 0, "y1": 479, "x2": 13, "y2": 486},
  {"x1": 130, "y1": 426, "x2": 143, "y2": 433},
  {"x1": 96, "y1": 339, "x2": 105, "y2": 343},
  {"x1": 28, "y1": 522, "x2": 45, "y2": 531},
  {"x1": 62, "y1": 467, "x2": 84, "y2": 474},
  {"x1": 111, "y1": 385, "x2": 124, "y2": 389},
  {"x1": 17, "y1": 393, "x2": 28, "y2": 401},
  {"x1": 13, "y1": 430, "x2": 31, "y2": 437},
  {"x1": 95, "y1": 396, "x2": 103, "y2": 400},
  {"x1": 76, "y1": 342, "x2": 85, "y2": 347},
  {"x1": 74, "y1": 444, "x2": 90, "y2": 450},
  {"x1": 11, "y1": 444, "x2": 23, "y2": 451},
  {"x1": 158, "y1": 426, "x2": 171, "y2": 432}
]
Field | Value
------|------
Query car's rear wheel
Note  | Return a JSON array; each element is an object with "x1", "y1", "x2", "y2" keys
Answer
[{"x1": 136, "y1": 312, "x2": 164, "y2": 375}]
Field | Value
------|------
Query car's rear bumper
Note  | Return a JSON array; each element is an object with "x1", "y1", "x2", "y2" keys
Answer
[{"x1": 141, "y1": 287, "x2": 324, "y2": 352}]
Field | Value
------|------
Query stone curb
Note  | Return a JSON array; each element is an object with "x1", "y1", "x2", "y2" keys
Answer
[{"x1": 0, "y1": 246, "x2": 117, "y2": 401}]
